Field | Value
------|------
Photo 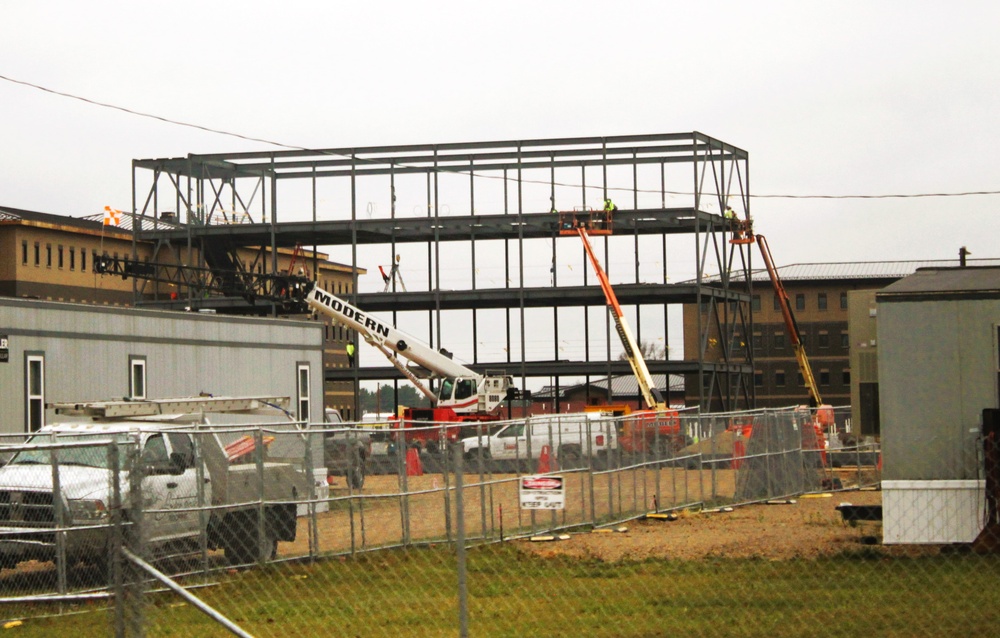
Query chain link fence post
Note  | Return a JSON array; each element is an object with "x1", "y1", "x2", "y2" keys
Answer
[
  {"x1": 125, "y1": 433, "x2": 145, "y2": 638},
  {"x1": 452, "y1": 440, "x2": 468, "y2": 638},
  {"x1": 108, "y1": 441, "x2": 125, "y2": 638}
]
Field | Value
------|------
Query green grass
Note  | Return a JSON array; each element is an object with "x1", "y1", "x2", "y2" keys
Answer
[{"x1": 8, "y1": 545, "x2": 1000, "y2": 637}]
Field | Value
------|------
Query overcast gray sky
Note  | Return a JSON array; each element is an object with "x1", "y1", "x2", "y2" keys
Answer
[{"x1": 4, "y1": 1, "x2": 998, "y2": 268}]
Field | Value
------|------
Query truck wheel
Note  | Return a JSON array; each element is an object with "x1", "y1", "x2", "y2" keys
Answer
[
  {"x1": 558, "y1": 446, "x2": 581, "y2": 469},
  {"x1": 223, "y1": 513, "x2": 277, "y2": 566},
  {"x1": 348, "y1": 456, "x2": 366, "y2": 489},
  {"x1": 466, "y1": 448, "x2": 490, "y2": 472}
]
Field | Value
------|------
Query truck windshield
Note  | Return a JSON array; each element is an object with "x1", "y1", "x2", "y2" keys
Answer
[
  {"x1": 455, "y1": 379, "x2": 476, "y2": 400},
  {"x1": 8, "y1": 434, "x2": 133, "y2": 469},
  {"x1": 439, "y1": 378, "x2": 455, "y2": 401},
  {"x1": 497, "y1": 424, "x2": 524, "y2": 438}
]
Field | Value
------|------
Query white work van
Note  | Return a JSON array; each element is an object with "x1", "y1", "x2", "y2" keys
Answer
[{"x1": 460, "y1": 413, "x2": 617, "y2": 471}]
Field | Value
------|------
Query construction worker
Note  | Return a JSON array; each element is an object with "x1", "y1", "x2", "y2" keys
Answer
[
  {"x1": 724, "y1": 207, "x2": 739, "y2": 232},
  {"x1": 346, "y1": 342, "x2": 355, "y2": 366},
  {"x1": 603, "y1": 197, "x2": 617, "y2": 213}
]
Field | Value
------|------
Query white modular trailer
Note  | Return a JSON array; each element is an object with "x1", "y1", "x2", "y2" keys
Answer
[
  {"x1": 877, "y1": 266, "x2": 1000, "y2": 543},
  {"x1": 0, "y1": 297, "x2": 324, "y2": 434}
]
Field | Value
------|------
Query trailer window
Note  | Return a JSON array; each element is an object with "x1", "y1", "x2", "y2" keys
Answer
[
  {"x1": 129, "y1": 356, "x2": 147, "y2": 400},
  {"x1": 297, "y1": 363, "x2": 311, "y2": 422},
  {"x1": 25, "y1": 354, "x2": 45, "y2": 432}
]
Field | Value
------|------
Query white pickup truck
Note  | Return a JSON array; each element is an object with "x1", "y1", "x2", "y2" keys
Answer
[
  {"x1": 0, "y1": 396, "x2": 309, "y2": 575},
  {"x1": 460, "y1": 413, "x2": 618, "y2": 471}
]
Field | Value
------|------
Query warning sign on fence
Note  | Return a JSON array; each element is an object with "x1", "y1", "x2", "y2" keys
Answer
[{"x1": 519, "y1": 475, "x2": 565, "y2": 510}]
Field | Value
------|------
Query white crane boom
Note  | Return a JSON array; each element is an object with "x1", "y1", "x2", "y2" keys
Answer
[{"x1": 305, "y1": 283, "x2": 512, "y2": 415}]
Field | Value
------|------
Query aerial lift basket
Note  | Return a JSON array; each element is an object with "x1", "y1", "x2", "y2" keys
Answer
[{"x1": 558, "y1": 210, "x2": 613, "y2": 236}]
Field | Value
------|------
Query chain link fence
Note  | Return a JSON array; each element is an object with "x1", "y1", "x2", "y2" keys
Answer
[{"x1": 3, "y1": 407, "x2": 999, "y2": 636}]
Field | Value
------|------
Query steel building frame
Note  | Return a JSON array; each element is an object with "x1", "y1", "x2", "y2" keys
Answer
[{"x1": 131, "y1": 132, "x2": 755, "y2": 411}]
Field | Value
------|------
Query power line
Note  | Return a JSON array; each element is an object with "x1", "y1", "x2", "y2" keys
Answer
[
  {"x1": 3, "y1": 72, "x2": 999, "y2": 201},
  {"x1": 753, "y1": 191, "x2": 1000, "y2": 200},
  {"x1": 0, "y1": 72, "x2": 314, "y2": 153}
]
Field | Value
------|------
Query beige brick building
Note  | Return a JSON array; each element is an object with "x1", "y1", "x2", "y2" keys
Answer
[
  {"x1": 0, "y1": 206, "x2": 361, "y2": 418},
  {"x1": 683, "y1": 260, "x2": 999, "y2": 413}
]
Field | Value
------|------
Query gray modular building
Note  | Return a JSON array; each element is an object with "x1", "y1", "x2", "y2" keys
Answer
[
  {"x1": 0, "y1": 297, "x2": 324, "y2": 434},
  {"x1": 877, "y1": 266, "x2": 1000, "y2": 543}
]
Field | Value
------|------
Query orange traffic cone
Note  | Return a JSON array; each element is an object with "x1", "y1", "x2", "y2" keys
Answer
[
  {"x1": 405, "y1": 447, "x2": 424, "y2": 476},
  {"x1": 537, "y1": 445, "x2": 555, "y2": 473}
]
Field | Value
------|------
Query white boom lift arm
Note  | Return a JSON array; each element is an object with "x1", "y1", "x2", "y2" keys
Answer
[{"x1": 304, "y1": 283, "x2": 512, "y2": 415}]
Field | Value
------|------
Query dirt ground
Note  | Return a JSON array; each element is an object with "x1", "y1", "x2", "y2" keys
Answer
[
  {"x1": 287, "y1": 468, "x2": 885, "y2": 562},
  {"x1": 0, "y1": 469, "x2": 885, "y2": 588},
  {"x1": 516, "y1": 488, "x2": 884, "y2": 562}
]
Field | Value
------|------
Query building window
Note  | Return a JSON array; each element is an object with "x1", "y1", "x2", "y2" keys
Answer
[
  {"x1": 818, "y1": 332, "x2": 829, "y2": 348},
  {"x1": 820, "y1": 370, "x2": 830, "y2": 386},
  {"x1": 795, "y1": 293, "x2": 805, "y2": 311},
  {"x1": 46, "y1": 244, "x2": 52, "y2": 268},
  {"x1": 21, "y1": 241, "x2": 27, "y2": 265},
  {"x1": 754, "y1": 371, "x2": 763, "y2": 387},
  {"x1": 797, "y1": 371, "x2": 804, "y2": 386},
  {"x1": 57, "y1": 245, "x2": 64, "y2": 269},
  {"x1": 775, "y1": 371, "x2": 786, "y2": 387},
  {"x1": 752, "y1": 333, "x2": 763, "y2": 350},
  {"x1": 34, "y1": 242, "x2": 39, "y2": 266},
  {"x1": 81, "y1": 248, "x2": 87, "y2": 272},
  {"x1": 842, "y1": 369, "x2": 851, "y2": 385},
  {"x1": 774, "y1": 333, "x2": 785, "y2": 349},
  {"x1": 129, "y1": 356, "x2": 147, "y2": 400},
  {"x1": 773, "y1": 295, "x2": 781, "y2": 311},
  {"x1": 752, "y1": 295, "x2": 761, "y2": 312},
  {"x1": 841, "y1": 332, "x2": 849, "y2": 348},
  {"x1": 818, "y1": 293, "x2": 827, "y2": 311},
  {"x1": 69, "y1": 247, "x2": 76, "y2": 271},
  {"x1": 840, "y1": 292, "x2": 848, "y2": 310},
  {"x1": 297, "y1": 363, "x2": 311, "y2": 422},
  {"x1": 26, "y1": 353, "x2": 45, "y2": 432}
]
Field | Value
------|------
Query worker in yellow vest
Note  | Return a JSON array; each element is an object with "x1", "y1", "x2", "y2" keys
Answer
[{"x1": 346, "y1": 342, "x2": 355, "y2": 366}]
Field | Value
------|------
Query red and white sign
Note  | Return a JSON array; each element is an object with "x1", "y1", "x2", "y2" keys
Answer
[{"x1": 519, "y1": 474, "x2": 565, "y2": 510}]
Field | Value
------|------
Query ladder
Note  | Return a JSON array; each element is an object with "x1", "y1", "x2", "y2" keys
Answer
[
  {"x1": 49, "y1": 395, "x2": 291, "y2": 420},
  {"x1": 379, "y1": 255, "x2": 407, "y2": 292}
]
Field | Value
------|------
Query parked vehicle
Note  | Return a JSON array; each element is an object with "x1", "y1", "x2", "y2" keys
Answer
[
  {"x1": 461, "y1": 413, "x2": 618, "y2": 472},
  {"x1": 323, "y1": 408, "x2": 370, "y2": 489},
  {"x1": 0, "y1": 396, "x2": 308, "y2": 575}
]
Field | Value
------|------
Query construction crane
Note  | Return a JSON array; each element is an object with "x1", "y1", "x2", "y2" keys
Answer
[
  {"x1": 756, "y1": 233, "x2": 821, "y2": 407},
  {"x1": 724, "y1": 206, "x2": 821, "y2": 406},
  {"x1": 728, "y1": 215, "x2": 831, "y2": 467},
  {"x1": 559, "y1": 209, "x2": 689, "y2": 456},
  {"x1": 559, "y1": 210, "x2": 666, "y2": 412},
  {"x1": 303, "y1": 282, "x2": 514, "y2": 455}
]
